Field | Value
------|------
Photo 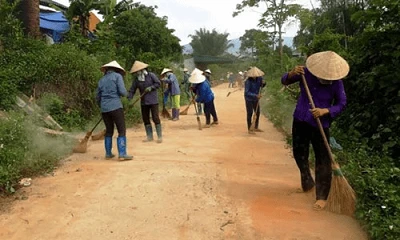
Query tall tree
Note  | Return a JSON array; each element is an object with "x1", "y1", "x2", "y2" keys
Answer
[
  {"x1": 234, "y1": 0, "x2": 301, "y2": 68},
  {"x1": 240, "y1": 29, "x2": 273, "y2": 58},
  {"x1": 112, "y1": 4, "x2": 181, "y2": 67},
  {"x1": 19, "y1": 0, "x2": 40, "y2": 38},
  {"x1": 189, "y1": 28, "x2": 233, "y2": 56}
]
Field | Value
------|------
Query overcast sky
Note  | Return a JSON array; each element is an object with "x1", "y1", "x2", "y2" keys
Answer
[{"x1": 55, "y1": 0, "x2": 319, "y2": 45}]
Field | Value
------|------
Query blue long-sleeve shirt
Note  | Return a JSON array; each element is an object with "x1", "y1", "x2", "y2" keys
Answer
[
  {"x1": 244, "y1": 77, "x2": 265, "y2": 101},
  {"x1": 193, "y1": 81, "x2": 214, "y2": 103},
  {"x1": 162, "y1": 73, "x2": 180, "y2": 95},
  {"x1": 281, "y1": 67, "x2": 347, "y2": 128},
  {"x1": 128, "y1": 72, "x2": 161, "y2": 105},
  {"x1": 96, "y1": 70, "x2": 127, "y2": 113}
]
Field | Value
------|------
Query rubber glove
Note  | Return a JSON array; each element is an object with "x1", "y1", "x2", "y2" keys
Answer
[
  {"x1": 310, "y1": 108, "x2": 329, "y2": 118},
  {"x1": 145, "y1": 86, "x2": 152, "y2": 93}
]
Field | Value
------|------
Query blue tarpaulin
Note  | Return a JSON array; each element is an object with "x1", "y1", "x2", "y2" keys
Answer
[{"x1": 40, "y1": 12, "x2": 69, "y2": 43}]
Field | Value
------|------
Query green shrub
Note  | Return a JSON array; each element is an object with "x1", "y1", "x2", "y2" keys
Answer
[
  {"x1": 37, "y1": 93, "x2": 86, "y2": 131},
  {"x1": 0, "y1": 39, "x2": 104, "y2": 128},
  {"x1": 0, "y1": 112, "x2": 74, "y2": 194}
]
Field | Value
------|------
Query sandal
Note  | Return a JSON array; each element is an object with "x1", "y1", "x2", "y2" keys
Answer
[{"x1": 313, "y1": 200, "x2": 327, "y2": 211}]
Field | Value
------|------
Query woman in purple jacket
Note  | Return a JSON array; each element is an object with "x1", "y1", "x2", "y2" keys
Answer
[
  {"x1": 281, "y1": 51, "x2": 349, "y2": 210},
  {"x1": 128, "y1": 60, "x2": 163, "y2": 143}
]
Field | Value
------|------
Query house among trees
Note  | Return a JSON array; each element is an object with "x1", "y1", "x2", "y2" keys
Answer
[{"x1": 38, "y1": 0, "x2": 101, "y2": 43}]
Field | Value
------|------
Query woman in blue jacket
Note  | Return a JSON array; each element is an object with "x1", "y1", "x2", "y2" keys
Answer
[
  {"x1": 189, "y1": 68, "x2": 218, "y2": 128},
  {"x1": 96, "y1": 61, "x2": 132, "y2": 161},
  {"x1": 161, "y1": 68, "x2": 181, "y2": 121}
]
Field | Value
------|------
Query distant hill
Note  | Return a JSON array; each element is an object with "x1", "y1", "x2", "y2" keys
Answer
[{"x1": 182, "y1": 37, "x2": 294, "y2": 56}]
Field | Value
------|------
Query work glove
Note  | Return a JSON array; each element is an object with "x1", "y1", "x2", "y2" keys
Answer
[
  {"x1": 310, "y1": 108, "x2": 329, "y2": 118},
  {"x1": 288, "y1": 66, "x2": 305, "y2": 79},
  {"x1": 145, "y1": 86, "x2": 152, "y2": 93}
]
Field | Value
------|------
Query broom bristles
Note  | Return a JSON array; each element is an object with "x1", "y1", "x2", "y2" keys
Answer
[
  {"x1": 161, "y1": 108, "x2": 171, "y2": 118},
  {"x1": 180, "y1": 106, "x2": 190, "y2": 115},
  {"x1": 91, "y1": 129, "x2": 105, "y2": 141},
  {"x1": 326, "y1": 163, "x2": 356, "y2": 216},
  {"x1": 72, "y1": 136, "x2": 90, "y2": 153}
]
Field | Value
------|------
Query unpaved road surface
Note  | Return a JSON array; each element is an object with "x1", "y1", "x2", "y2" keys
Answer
[{"x1": 0, "y1": 83, "x2": 367, "y2": 239}]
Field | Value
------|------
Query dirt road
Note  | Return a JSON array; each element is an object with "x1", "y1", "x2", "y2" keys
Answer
[{"x1": 0, "y1": 83, "x2": 367, "y2": 239}]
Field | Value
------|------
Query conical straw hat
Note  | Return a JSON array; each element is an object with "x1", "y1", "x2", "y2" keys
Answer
[
  {"x1": 183, "y1": 68, "x2": 188, "y2": 72},
  {"x1": 204, "y1": 69, "x2": 212, "y2": 74},
  {"x1": 189, "y1": 68, "x2": 206, "y2": 84},
  {"x1": 161, "y1": 68, "x2": 172, "y2": 75},
  {"x1": 130, "y1": 60, "x2": 149, "y2": 73},
  {"x1": 100, "y1": 60, "x2": 126, "y2": 75},
  {"x1": 306, "y1": 51, "x2": 350, "y2": 80},
  {"x1": 247, "y1": 66, "x2": 264, "y2": 78}
]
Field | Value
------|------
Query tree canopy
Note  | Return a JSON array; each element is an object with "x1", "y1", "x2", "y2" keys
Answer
[{"x1": 189, "y1": 28, "x2": 233, "y2": 56}]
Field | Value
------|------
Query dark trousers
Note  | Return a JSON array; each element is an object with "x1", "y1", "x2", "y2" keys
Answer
[
  {"x1": 204, "y1": 100, "x2": 218, "y2": 124},
  {"x1": 141, "y1": 104, "x2": 161, "y2": 125},
  {"x1": 292, "y1": 120, "x2": 332, "y2": 200},
  {"x1": 245, "y1": 100, "x2": 260, "y2": 130},
  {"x1": 102, "y1": 108, "x2": 126, "y2": 137}
]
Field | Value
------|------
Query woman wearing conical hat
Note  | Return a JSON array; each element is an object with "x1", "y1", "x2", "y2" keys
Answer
[
  {"x1": 128, "y1": 60, "x2": 163, "y2": 143},
  {"x1": 281, "y1": 51, "x2": 349, "y2": 210},
  {"x1": 189, "y1": 68, "x2": 219, "y2": 128},
  {"x1": 96, "y1": 60, "x2": 132, "y2": 161},
  {"x1": 244, "y1": 66, "x2": 266, "y2": 134},
  {"x1": 161, "y1": 68, "x2": 181, "y2": 121}
]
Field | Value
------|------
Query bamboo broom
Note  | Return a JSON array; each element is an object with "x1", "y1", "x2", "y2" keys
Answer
[
  {"x1": 301, "y1": 74, "x2": 356, "y2": 216},
  {"x1": 73, "y1": 92, "x2": 146, "y2": 153},
  {"x1": 180, "y1": 97, "x2": 194, "y2": 115}
]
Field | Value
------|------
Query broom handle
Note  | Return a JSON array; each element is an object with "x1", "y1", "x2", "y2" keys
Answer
[
  {"x1": 90, "y1": 118, "x2": 103, "y2": 133},
  {"x1": 300, "y1": 74, "x2": 337, "y2": 165},
  {"x1": 92, "y1": 91, "x2": 146, "y2": 133}
]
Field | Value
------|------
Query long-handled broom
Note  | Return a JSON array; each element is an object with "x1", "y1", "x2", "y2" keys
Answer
[
  {"x1": 226, "y1": 88, "x2": 240, "y2": 97},
  {"x1": 180, "y1": 97, "x2": 194, "y2": 115},
  {"x1": 249, "y1": 87, "x2": 262, "y2": 131},
  {"x1": 73, "y1": 92, "x2": 146, "y2": 153},
  {"x1": 301, "y1": 74, "x2": 356, "y2": 216},
  {"x1": 161, "y1": 83, "x2": 171, "y2": 119},
  {"x1": 72, "y1": 117, "x2": 102, "y2": 153},
  {"x1": 190, "y1": 92, "x2": 202, "y2": 130}
]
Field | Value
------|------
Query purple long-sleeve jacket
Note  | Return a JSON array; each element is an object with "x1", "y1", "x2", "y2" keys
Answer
[
  {"x1": 281, "y1": 68, "x2": 347, "y2": 128},
  {"x1": 128, "y1": 72, "x2": 161, "y2": 105}
]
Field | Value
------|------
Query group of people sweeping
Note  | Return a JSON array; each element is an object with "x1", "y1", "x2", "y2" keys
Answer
[{"x1": 96, "y1": 50, "x2": 354, "y2": 213}]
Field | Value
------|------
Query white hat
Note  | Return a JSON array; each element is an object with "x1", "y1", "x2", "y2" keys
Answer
[
  {"x1": 239, "y1": 71, "x2": 243, "y2": 75},
  {"x1": 189, "y1": 68, "x2": 206, "y2": 84},
  {"x1": 100, "y1": 60, "x2": 126, "y2": 75},
  {"x1": 130, "y1": 60, "x2": 148, "y2": 73},
  {"x1": 306, "y1": 51, "x2": 349, "y2": 80},
  {"x1": 161, "y1": 68, "x2": 173, "y2": 75},
  {"x1": 183, "y1": 68, "x2": 188, "y2": 72},
  {"x1": 204, "y1": 69, "x2": 212, "y2": 74}
]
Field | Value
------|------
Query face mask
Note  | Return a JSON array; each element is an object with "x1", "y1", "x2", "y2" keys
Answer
[
  {"x1": 318, "y1": 78, "x2": 332, "y2": 85},
  {"x1": 143, "y1": 69, "x2": 148, "y2": 76},
  {"x1": 137, "y1": 70, "x2": 145, "y2": 81}
]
